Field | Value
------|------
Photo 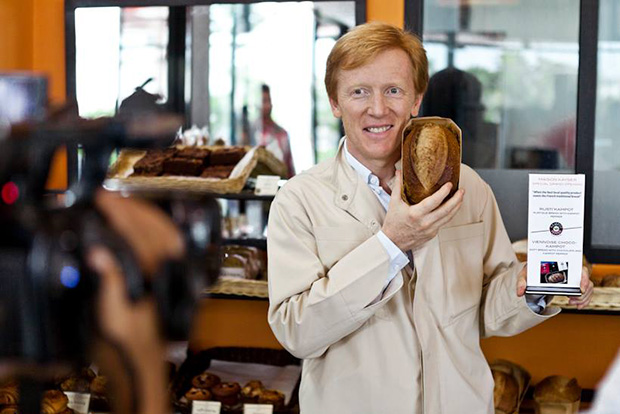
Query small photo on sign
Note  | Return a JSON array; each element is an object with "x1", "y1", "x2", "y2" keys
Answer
[{"x1": 540, "y1": 261, "x2": 568, "y2": 284}]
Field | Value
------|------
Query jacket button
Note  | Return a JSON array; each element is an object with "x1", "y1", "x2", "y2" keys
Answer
[{"x1": 341, "y1": 194, "x2": 348, "y2": 201}]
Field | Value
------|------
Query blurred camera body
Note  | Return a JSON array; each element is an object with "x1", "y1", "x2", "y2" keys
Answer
[{"x1": 0, "y1": 114, "x2": 221, "y2": 379}]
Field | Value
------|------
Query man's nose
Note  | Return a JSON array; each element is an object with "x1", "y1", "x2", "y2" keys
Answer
[{"x1": 368, "y1": 94, "x2": 388, "y2": 117}]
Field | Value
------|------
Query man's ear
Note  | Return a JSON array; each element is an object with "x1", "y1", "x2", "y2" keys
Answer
[
  {"x1": 410, "y1": 94, "x2": 424, "y2": 117},
  {"x1": 329, "y1": 97, "x2": 342, "y2": 118}
]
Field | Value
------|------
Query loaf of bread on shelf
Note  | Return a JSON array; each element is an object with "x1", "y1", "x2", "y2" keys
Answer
[
  {"x1": 401, "y1": 117, "x2": 461, "y2": 205},
  {"x1": 492, "y1": 370, "x2": 519, "y2": 414},
  {"x1": 601, "y1": 274, "x2": 620, "y2": 287},
  {"x1": 491, "y1": 360, "x2": 531, "y2": 396},
  {"x1": 534, "y1": 375, "x2": 581, "y2": 403}
]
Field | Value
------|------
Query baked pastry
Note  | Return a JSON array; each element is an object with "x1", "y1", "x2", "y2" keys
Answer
[
  {"x1": 60, "y1": 377, "x2": 90, "y2": 393},
  {"x1": 185, "y1": 387, "x2": 212, "y2": 401},
  {"x1": 90, "y1": 375, "x2": 108, "y2": 396},
  {"x1": 401, "y1": 117, "x2": 461, "y2": 205},
  {"x1": 41, "y1": 390, "x2": 69, "y2": 414},
  {"x1": 163, "y1": 158, "x2": 204, "y2": 176},
  {"x1": 191, "y1": 372, "x2": 220, "y2": 390},
  {"x1": 0, "y1": 381, "x2": 18, "y2": 405},
  {"x1": 534, "y1": 375, "x2": 581, "y2": 403},
  {"x1": 258, "y1": 389, "x2": 285, "y2": 409},
  {"x1": 200, "y1": 165, "x2": 235, "y2": 179},
  {"x1": 221, "y1": 253, "x2": 251, "y2": 278},
  {"x1": 175, "y1": 147, "x2": 211, "y2": 163},
  {"x1": 0, "y1": 406, "x2": 18, "y2": 414},
  {"x1": 222, "y1": 245, "x2": 260, "y2": 279},
  {"x1": 241, "y1": 380, "x2": 264, "y2": 403},
  {"x1": 211, "y1": 382, "x2": 241, "y2": 407},
  {"x1": 601, "y1": 274, "x2": 620, "y2": 287},
  {"x1": 132, "y1": 148, "x2": 176, "y2": 176},
  {"x1": 492, "y1": 370, "x2": 519, "y2": 414},
  {"x1": 210, "y1": 147, "x2": 246, "y2": 165}
]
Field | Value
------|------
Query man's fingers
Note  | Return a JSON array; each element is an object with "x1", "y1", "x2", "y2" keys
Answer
[
  {"x1": 425, "y1": 188, "x2": 464, "y2": 226},
  {"x1": 516, "y1": 266, "x2": 527, "y2": 297},
  {"x1": 580, "y1": 266, "x2": 591, "y2": 292},
  {"x1": 416, "y1": 182, "x2": 454, "y2": 214}
]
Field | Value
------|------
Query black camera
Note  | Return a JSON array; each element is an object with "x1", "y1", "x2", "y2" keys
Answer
[{"x1": 0, "y1": 114, "x2": 221, "y2": 379}]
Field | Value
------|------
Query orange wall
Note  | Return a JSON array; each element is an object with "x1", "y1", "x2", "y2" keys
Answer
[
  {"x1": 367, "y1": 0, "x2": 404, "y2": 27},
  {"x1": 0, "y1": 0, "x2": 34, "y2": 70},
  {"x1": 0, "y1": 0, "x2": 67, "y2": 189}
]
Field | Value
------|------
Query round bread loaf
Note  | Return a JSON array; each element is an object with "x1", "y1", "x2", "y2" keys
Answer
[
  {"x1": 402, "y1": 118, "x2": 461, "y2": 205},
  {"x1": 534, "y1": 376, "x2": 581, "y2": 403},
  {"x1": 492, "y1": 370, "x2": 519, "y2": 413}
]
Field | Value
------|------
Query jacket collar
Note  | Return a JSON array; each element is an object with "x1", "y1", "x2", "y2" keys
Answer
[{"x1": 331, "y1": 137, "x2": 387, "y2": 232}]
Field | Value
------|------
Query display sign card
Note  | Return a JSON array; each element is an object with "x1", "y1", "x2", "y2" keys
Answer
[
  {"x1": 254, "y1": 175, "x2": 280, "y2": 196},
  {"x1": 192, "y1": 400, "x2": 221, "y2": 414},
  {"x1": 526, "y1": 174, "x2": 585, "y2": 296},
  {"x1": 243, "y1": 404, "x2": 274, "y2": 414},
  {"x1": 64, "y1": 392, "x2": 90, "y2": 414}
]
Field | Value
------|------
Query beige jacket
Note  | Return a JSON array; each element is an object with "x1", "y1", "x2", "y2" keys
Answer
[{"x1": 267, "y1": 143, "x2": 559, "y2": 414}]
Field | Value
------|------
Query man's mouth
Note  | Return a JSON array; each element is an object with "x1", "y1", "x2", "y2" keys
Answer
[{"x1": 364, "y1": 125, "x2": 392, "y2": 133}]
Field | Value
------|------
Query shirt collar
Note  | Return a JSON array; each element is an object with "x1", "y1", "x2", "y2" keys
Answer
[{"x1": 343, "y1": 139, "x2": 375, "y2": 185}]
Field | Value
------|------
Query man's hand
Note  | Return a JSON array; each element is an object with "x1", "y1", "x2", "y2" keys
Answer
[
  {"x1": 86, "y1": 190, "x2": 185, "y2": 414},
  {"x1": 517, "y1": 264, "x2": 595, "y2": 310},
  {"x1": 569, "y1": 267, "x2": 594, "y2": 309},
  {"x1": 382, "y1": 171, "x2": 464, "y2": 252}
]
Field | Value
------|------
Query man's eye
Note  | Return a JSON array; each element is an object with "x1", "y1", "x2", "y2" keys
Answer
[
  {"x1": 352, "y1": 88, "x2": 365, "y2": 96},
  {"x1": 388, "y1": 87, "x2": 401, "y2": 95}
]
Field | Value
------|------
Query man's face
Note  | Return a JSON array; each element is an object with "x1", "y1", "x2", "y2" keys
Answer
[{"x1": 329, "y1": 48, "x2": 422, "y2": 168}]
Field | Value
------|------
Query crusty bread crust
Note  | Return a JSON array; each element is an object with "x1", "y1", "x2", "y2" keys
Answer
[{"x1": 402, "y1": 117, "x2": 461, "y2": 205}]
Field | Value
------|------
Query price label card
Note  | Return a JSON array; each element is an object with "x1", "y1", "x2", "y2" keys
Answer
[
  {"x1": 526, "y1": 174, "x2": 585, "y2": 296},
  {"x1": 192, "y1": 401, "x2": 221, "y2": 414},
  {"x1": 64, "y1": 392, "x2": 90, "y2": 414},
  {"x1": 243, "y1": 404, "x2": 274, "y2": 414},
  {"x1": 254, "y1": 175, "x2": 280, "y2": 196}
]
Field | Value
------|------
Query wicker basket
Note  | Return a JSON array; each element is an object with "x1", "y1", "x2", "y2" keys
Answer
[
  {"x1": 204, "y1": 277, "x2": 269, "y2": 298},
  {"x1": 171, "y1": 347, "x2": 301, "y2": 414},
  {"x1": 535, "y1": 400, "x2": 580, "y2": 414},
  {"x1": 105, "y1": 146, "x2": 259, "y2": 194},
  {"x1": 550, "y1": 287, "x2": 620, "y2": 311}
]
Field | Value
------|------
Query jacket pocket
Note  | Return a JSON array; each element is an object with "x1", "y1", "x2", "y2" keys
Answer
[
  {"x1": 314, "y1": 225, "x2": 371, "y2": 270},
  {"x1": 438, "y1": 222, "x2": 484, "y2": 326}
]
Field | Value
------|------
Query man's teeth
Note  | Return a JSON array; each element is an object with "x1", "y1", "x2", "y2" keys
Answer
[{"x1": 366, "y1": 126, "x2": 391, "y2": 133}]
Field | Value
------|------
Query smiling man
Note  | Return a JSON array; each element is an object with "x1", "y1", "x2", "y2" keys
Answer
[{"x1": 267, "y1": 22, "x2": 592, "y2": 414}]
